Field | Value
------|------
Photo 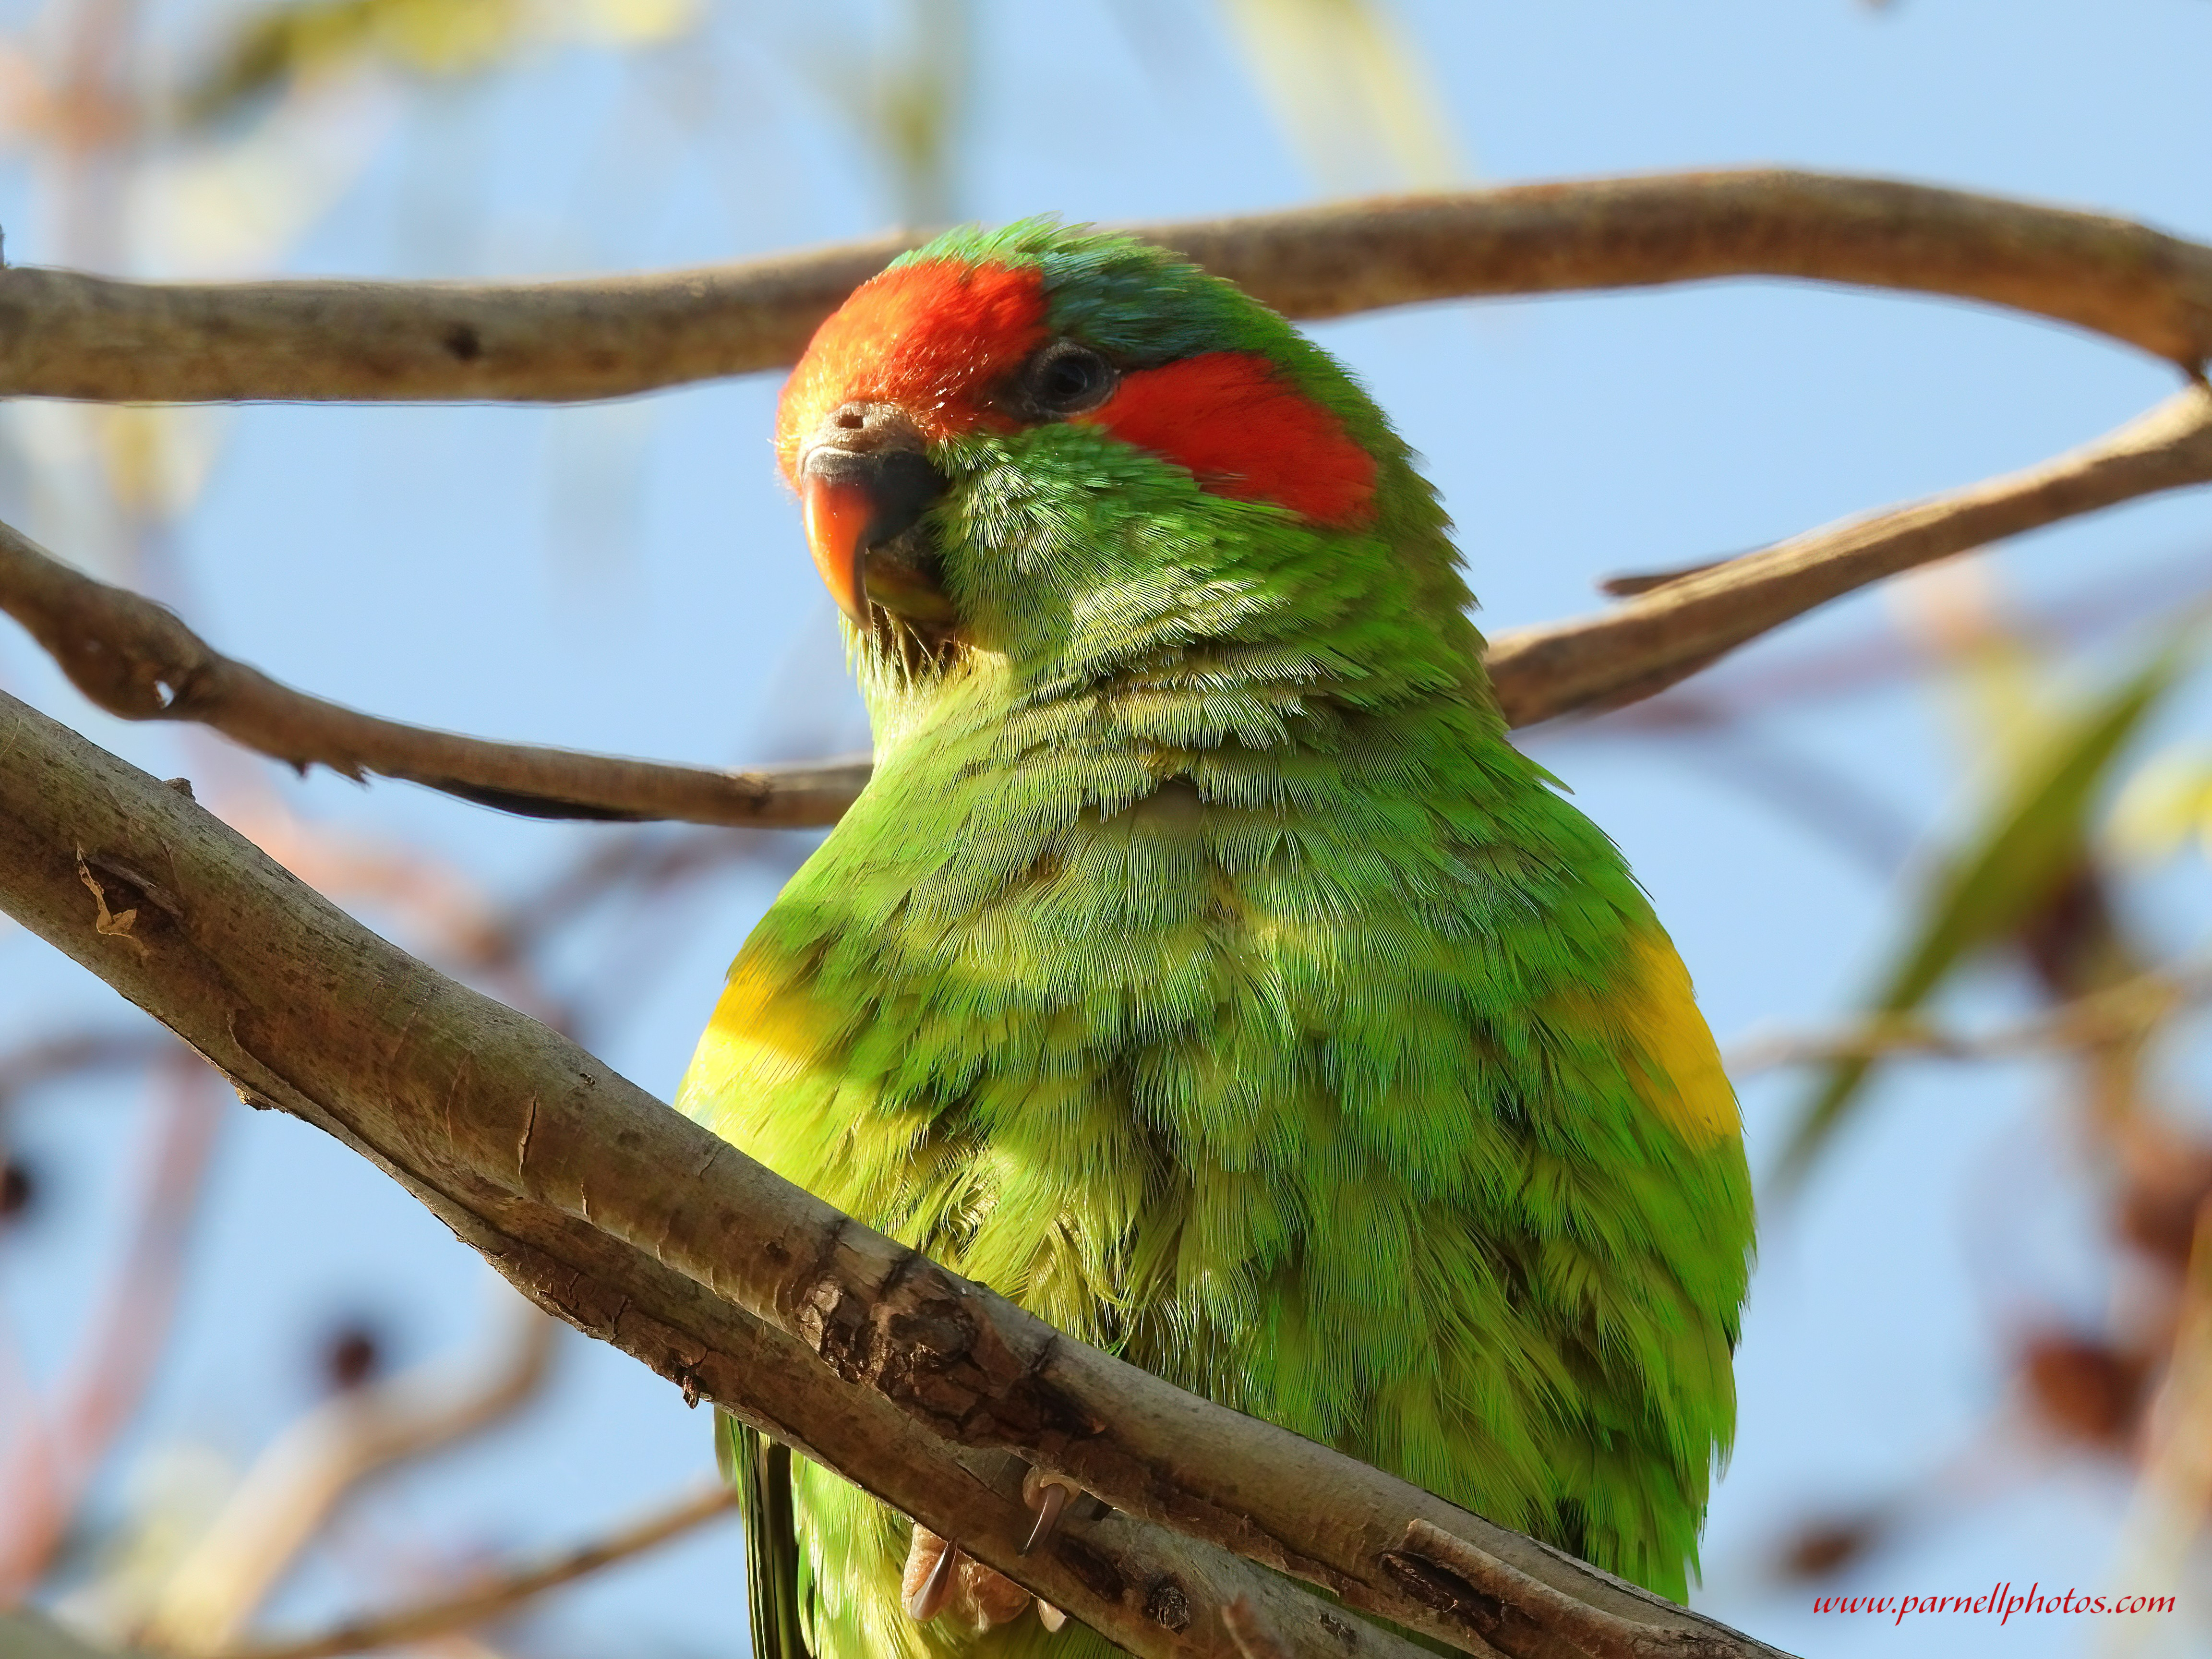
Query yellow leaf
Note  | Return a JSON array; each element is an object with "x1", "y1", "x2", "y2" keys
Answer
[
  {"x1": 1213, "y1": 0, "x2": 1465, "y2": 192},
  {"x1": 568, "y1": 0, "x2": 702, "y2": 46},
  {"x1": 2110, "y1": 749, "x2": 2212, "y2": 866}
]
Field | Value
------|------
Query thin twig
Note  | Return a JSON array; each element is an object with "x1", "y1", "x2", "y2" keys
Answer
[
  {"x1": 7, "y1": 388, "x2": 2212, "y2": 828},
  {"x1": 1483, "y1": 386, "x2": 2212, "y2": 724},
  {"x1": 3, "y1": 171, "x2": 2210, "y2": 403},
  {"x1": 137, "y1": 1298, "x2": 559, "y2": 1656},
  {"x1": 1568, "y1": 541, "x2": 2212, "y2": 732},
  {"x1": 216, "y1": 1483, "x2": 737, "y2": 1659},
  {"x1": 0, "y1": 516, "x2": 869, "y2": 828},
  {"x1": 1725, "y1": 962, "x2": 2212, "y2": 1075}
]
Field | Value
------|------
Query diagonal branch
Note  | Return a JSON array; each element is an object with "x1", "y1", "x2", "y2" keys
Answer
[
  {"x1": 1485, "y1": 385, "x2": 2212, "y2": 724},
  {"x1": 0, "y1": 516, "x2": 869, "y2": 826},
  {"x1": 5, "y1": 389, "x2": 2210, "y2": 828},
  {"x1": 2, "y1": 171, "x2": 2210, "y2": 403},
  {"x1": 138, "y1": 1298, "x2": 558, "y2": 1656},
  {"x1": 0, "y1": 686, "x2": 1790, "y2": 1659},
  {"x1": 215, "y1": 1482, "x2": 738, "y2": 1659}
]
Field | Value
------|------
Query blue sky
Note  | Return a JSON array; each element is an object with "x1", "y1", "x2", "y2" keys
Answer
[{"x1": 5, "y1": 1, "x2": 2212, "y2": 1655}]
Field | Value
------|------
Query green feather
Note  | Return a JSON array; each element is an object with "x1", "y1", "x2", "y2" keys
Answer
[
  {"x1": 720, "y1": 1412, "x2": 812, "y2": 1659},
  {"x1": 683, "y1": 223, "x2": 1754, "y2": 1658}
]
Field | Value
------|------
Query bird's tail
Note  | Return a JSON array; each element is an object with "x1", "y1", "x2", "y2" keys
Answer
[{"x1": 716, "y1": 1410, "x2": 812, "y2": 1659}]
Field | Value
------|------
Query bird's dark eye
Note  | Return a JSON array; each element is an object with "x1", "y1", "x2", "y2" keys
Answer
[{"x1": 1018, "y1": 340, "x2": 1118, "y2": 420}]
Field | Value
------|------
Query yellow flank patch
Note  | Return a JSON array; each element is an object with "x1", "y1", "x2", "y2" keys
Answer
[
  {"x1": 1620, "y1": 929, "x2": 1740, "y2": 1145},
  {"x1": 681, "y1": 946, "x2": 833, "y2": 1118}
]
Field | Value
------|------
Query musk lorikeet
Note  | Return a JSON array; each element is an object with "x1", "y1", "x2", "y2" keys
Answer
[{"x1": 678, "y1": 219, "x2": 1754, "y2": 1659}]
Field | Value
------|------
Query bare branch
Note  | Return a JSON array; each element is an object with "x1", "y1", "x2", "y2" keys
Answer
[
  {"x1": 1726, "y1": 961, "x2": 2212, "y2": 1075},
  {"x1": 1160, "y1": 172, "x2": 2212, "y2": 373},
  {"x1": 0, "y1": 687, "x2": 1790, "y2": 1659},
  {"x1": 0, "y1": 517, "x2": 869, "y2": 828},
  {"x1": 138, "y1": 1299, "x2": 559, "y2": 1656},
  {"x1": 217, "y1": 1483, "x2": 737, "y2": 1659},
  {"x1": 0, "y1": 235, "x2": 914, "y2": 403},
  {"x1": 3, "y1": 171, "x2": 2210, "y2": 403},
  {"x1": 1485, "y1": 386, "x2": 2212, "y2": 725},
  {"x1": 8, "y1": 389, "x2": 2212, "y2": 828}
]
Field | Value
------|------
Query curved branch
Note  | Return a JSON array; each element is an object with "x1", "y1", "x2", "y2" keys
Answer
[
  {"x1": 0, "y1": 517, "x2": 869, "y2": 827},
  {"x1": 1, "y1": 171, "x2": 2208, "y2": 404},
  {"x1": 7, "y1": 390, "x2": 2212, "y2": 828},
  {"x1": 0, "y1": 687, "x2": 1788, "y2": 1659}
]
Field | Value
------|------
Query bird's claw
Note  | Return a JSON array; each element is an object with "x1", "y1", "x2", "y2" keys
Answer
[
  {"x1": 904, "y1": 1529, "x2": 961, "y2": 1623},
  {"x1": 900, "y1": 1472, "x2": 1089, "y2": 1632},
  {"x1": 1021, "y1": 1466, "x2": 1084, "y2": 1556}
]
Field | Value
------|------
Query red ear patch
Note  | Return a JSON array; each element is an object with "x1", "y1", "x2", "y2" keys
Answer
[
  {"x1": 776, "y1": 260, "x2": 1048, "y2": 480},
  {"x1": 1078, "y1": 352, "x2": 1377, "y2": 529}
]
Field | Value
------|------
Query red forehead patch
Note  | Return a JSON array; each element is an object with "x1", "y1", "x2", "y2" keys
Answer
[
  {"x1": 1079, "y1": 353, "x2": 1377, "y2": 529},
  {"x1": 775, "y1": 260, "x2": 1048, "y2": 480}
]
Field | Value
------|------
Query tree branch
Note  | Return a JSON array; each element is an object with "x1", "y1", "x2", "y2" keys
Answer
[
  {"x1": 1485, "y1": 385, "x2": 2212, "y2": 724},
  {"x1": 2, "y1": 171, "x2": 2209, "y2": 404},
  {"x1": 7, "y1": 388, "x2": 2211, "y2": 828},
  {"x1": 0, "y1": 687, "x2": 1790, "y2": 1659},
  {"x1": 0, "y1": 516, "x2": 869, "y2": 826}
]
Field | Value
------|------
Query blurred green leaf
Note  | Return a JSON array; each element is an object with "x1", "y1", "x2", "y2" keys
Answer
[
  {"x1": 1212, "y1": 0, "x2": 1463, "y2": 191},
  {"x1": 183, "y1": 0, "x2": 529, "y2": 127},
  {"x1": 179, "y1": 0, "x2": 700, "y2": 131},
  {"x1": 1775, "y1": 631, "x2": 2200, "y2": 1189}
]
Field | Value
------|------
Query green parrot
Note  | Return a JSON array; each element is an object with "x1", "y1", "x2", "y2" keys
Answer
[{"x1": 679, "y1": 219, "x2": 1754, "y2": 1659}]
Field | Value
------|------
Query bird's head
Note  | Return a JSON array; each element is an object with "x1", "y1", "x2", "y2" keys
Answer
[{"x1": 777, "y1": 218, "x2": 1468, "y2": 696}]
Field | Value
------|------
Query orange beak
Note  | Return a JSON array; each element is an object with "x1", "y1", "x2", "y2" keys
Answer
[
  {"x1": 797, "y1": 433, "x2": 946, "y2": 625},
  {"x1": 802, "y1": 471, "x2": 878, "y2": 624}
]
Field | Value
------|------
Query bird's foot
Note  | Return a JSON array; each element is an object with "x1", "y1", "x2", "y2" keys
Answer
[
  {"x1": 901, "y1": 1527, "x2": 1036, "y2": 1632},
  {"x1": 900, "y1": 1471, "x2": 1094, "y2": 1634}
]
